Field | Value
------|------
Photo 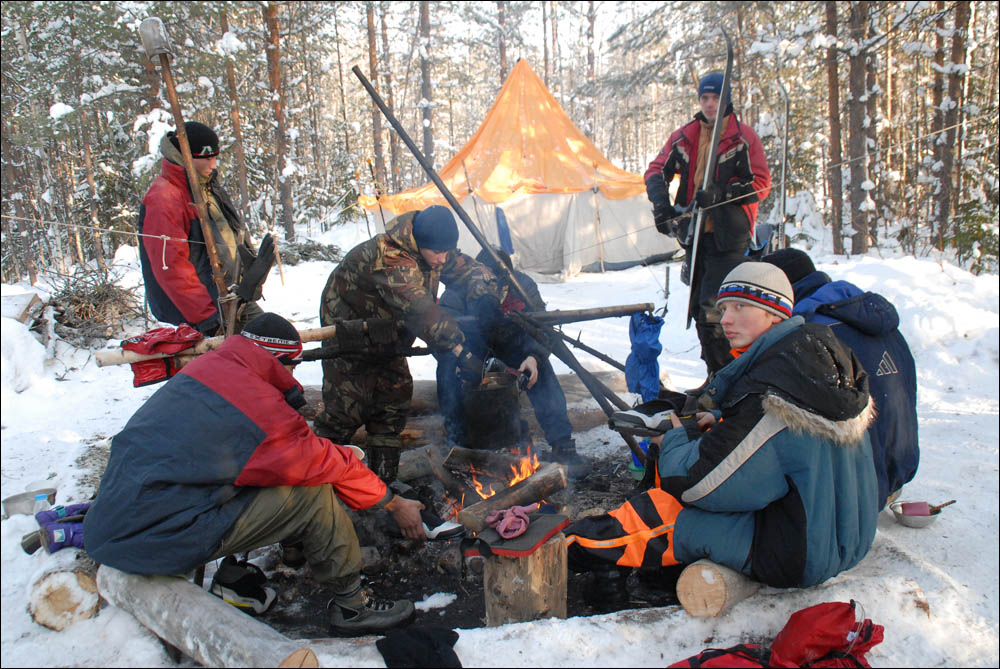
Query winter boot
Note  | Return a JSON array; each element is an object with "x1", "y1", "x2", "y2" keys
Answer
[
  {"x1": 210, "y1": 556, "x2": 276, "y2": 615},
  {"x1": 39, "y1": 521, "x2": 86, "y2": 553},
  {"x1": 549, "y1": 439, "x2": 589, "y2": 479},
  {"x1": 328, "y1": 582, "x2": 415, "y2": 636},
  {"x1": 365, "y1": 446, "x2": 401, "y2": 484}
]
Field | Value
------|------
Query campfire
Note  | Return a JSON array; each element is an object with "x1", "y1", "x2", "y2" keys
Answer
[{"x1": 428, "y1": 446, "x2": 566, "y2": 533}]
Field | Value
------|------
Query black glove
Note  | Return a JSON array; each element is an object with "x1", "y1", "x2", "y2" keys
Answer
[
  {"x1": 194, "y1": 313, "x2": 221, "y2": 336},
  {"x1": 455, "y1": 349, "x2": 484, "y2": 383},
  {"x1": 236, "y1": 234, "x2": 276, "y2": 303},
  {"x1": 724, "y1": 181, "x2": 758, "y2": 204},
  {"x1": 652, "y1": 204, "x2": 681, "y2": 236},
  {"x1": 473, "y1": 294, "x2": 504, "y2": 335},
  {"x1": 695, "y1": 186, "x2": 723, "y2": 210}
]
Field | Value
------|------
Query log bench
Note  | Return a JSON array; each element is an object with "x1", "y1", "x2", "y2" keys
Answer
[{"x1": 676, "y1": 559, "x2": 761, "y2": 617}]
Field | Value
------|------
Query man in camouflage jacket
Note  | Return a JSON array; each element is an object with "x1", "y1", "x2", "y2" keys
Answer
[{"x1": 315, "y1": 206, "x2": 500, "y2": 482}]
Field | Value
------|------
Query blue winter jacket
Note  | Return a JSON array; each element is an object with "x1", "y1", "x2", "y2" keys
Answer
[
  {"x1": 659, "y1": 317, "x2": 879, "y2": 588},
  {"x1": 793, "y1": 273, "x2": 919, "y2": 508}
]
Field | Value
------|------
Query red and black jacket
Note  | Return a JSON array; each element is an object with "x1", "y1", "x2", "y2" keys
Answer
[
  {"x1": 644, "y1": 111, "x2": 771, "y2": 251},
  {"x1": 138, "y1": 159, "x2": 248, "y2": 333},
  {"x1": 83, "y1": 336, "x2": 389, "y2": 575}
]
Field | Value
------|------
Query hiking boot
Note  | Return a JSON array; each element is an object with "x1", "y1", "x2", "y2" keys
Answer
[
  {"x1": 210, "y1": 556, "x2": 276, "y2": 615},
  {"x1": 609, "y1": 408, "x2": 675, "y2": 436},
  {"x1": 328, "y1": 587, "x2": 415, "y2": 636}
]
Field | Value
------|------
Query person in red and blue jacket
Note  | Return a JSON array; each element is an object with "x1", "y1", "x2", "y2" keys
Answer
[
  {"x1": 763, "y1": 248, "x2": 919, "y2": 509},
  {"x1": 644, "y1": 73, "x2": 771, "y2": 378},
  {"x1": 84, "y1": 313, "x2": 423, "y2": 634}
]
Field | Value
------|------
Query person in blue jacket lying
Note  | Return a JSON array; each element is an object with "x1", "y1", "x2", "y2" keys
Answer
[
  {"x1": 565, "y1": 261, "x2": 879, "y2": 588},
  {"x1": 763, "y1": 248, "x2": 919, "y2": 509}
]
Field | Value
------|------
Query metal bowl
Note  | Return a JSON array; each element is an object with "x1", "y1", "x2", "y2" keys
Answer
[
  {"x1": 889, "y1": 501, "x2": 940, "y2": 528},
  {"x1": 2, "y1": 489, "x2": 57, "y2": 518}
]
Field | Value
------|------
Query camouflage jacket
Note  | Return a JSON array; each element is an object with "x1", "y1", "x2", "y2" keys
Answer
[{"x1": 320, "y1": 211, "x2": 499, "y2": 354}]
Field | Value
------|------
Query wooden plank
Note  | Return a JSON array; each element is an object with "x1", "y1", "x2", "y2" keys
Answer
[
  {"x1": 484, "y1": 533, "x2": 567, "y2": 626},
  {"x1": 1, "y1": 293, "x2": 42, "y2": 323}
]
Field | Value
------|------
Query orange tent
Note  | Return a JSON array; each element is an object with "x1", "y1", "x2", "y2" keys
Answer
[{"x1": 360, "y1": 59, "x2": 678, "y2": 275}]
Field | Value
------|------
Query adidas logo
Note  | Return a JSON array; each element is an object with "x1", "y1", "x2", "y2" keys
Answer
[{"x1": 876, "y1": 351, "x2": 898, "y2": 376}]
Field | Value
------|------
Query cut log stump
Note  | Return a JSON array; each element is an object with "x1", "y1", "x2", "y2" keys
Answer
[
  {"x1": 97, "y1": 566, "x2": 318, "y2": 667},
  {"x1": 483, "y1": 534, "x2": 567, "y2": 627},
  {"x1": 28, "y1": 548, "x2": 100, "y2": 631},
  {"x1": 676, "y1": 559, "x2": 760, "y2": 617}
]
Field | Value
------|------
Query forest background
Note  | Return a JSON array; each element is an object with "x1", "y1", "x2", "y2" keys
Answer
[{"x1": 2, "y1": 0, "x2": 997, "y2": 290}]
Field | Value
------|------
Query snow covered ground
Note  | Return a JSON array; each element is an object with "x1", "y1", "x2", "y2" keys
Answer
[{"x1": 2, "y1": 222, "x2": 998, "y2": 667}]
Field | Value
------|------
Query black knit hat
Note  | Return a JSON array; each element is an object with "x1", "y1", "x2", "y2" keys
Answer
[
  {"x1": 412, "y1": 205, "x2": 459, "y2": 251},
  {"x1": 762, "y1": 248, "x2": 817, "y2": 286},
  {"x1": 241, "y1": 313, "x2": 303, "y2": 364},
  {"x1": 168, "y1": 121, "x2": 220, "y2": 158}
]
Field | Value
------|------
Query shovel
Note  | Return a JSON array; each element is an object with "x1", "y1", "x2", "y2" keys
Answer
[{"x1": 900, "y1": 499, "x2": 956, "y2": 516}]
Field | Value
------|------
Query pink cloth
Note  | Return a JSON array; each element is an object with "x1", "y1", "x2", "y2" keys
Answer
[{"x1": 485, "y1": 503, "x2": 539, "y2": 539}]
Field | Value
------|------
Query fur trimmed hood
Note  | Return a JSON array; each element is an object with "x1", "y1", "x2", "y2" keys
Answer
[{"x1": 764, "y1": 392, "x2": 876, "y2": 447}]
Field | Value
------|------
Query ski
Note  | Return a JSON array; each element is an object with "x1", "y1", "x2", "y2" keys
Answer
[{"x1": 685, "y1": 28, "x2": 735, "y2": 329}]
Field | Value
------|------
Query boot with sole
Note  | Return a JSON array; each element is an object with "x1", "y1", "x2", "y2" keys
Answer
[{"x1": 328, "y1": 586, "x2": 415, "y2": 636}]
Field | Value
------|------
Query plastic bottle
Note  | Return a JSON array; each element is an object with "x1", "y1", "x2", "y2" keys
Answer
[{"x1": 32, "y1": 493, "x2": 51, "y2": 513}]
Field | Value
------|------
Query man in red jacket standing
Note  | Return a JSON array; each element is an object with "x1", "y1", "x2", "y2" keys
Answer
[
  {"x1": 84, "y1": 313, "x2": 424, "y2": 635},
  {"x1": 644, "y1": 73, "x2": 771, "y2": 381}
]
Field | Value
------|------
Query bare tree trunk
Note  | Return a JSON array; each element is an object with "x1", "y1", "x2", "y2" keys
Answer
[
  {"x1": 219, "y1": 9, "x2": 252, "y2": 227},
  {"x1": 551, "y1": 1, "x2": 560, "y2": 98},
  {"x1": 865, "y1": 14, "x2": 882, "y2": 245},
  {"x1": 825, "y1": 1, "x2": 845, "y2": 255},
  {"x1": 262, "y1": 2, "x2": 295, "y2": 241},
  {"x1": 847, "y1": 1, "x2": 870, "y2": 255},
  {"x1": 79, "y1": 118, "x2": 106, "y2": 271},
  {"x1": 936, "y1": 0, "x2": 970, "y2": 240},
  {"x1": 497, "y1": 1, "x2": 508, "y2": 82},
  {"x1": 585, "y1": 0, "x2": 595, "y2": 139},
  {"x1": 367, "y1": 2, "x2": 386, "y2": 189},
  {"x1": 332, "y1": 7, "x2": 352, "y2": 157},
  {"x1": 930, "y1": 0, "x2": 946, "y2": 245},
  {"x1": 419, "y1": 1, "x2": 434, "y2": 167},
  {"x1": 542, "y1": 1, "x2": 550, "y2": 87},
  {"x1": 380, "y1": 2, "x2": 400, "y2": 192},
  {"x1": 1, "y1": 116, "x2": 38, "y2": 283}
]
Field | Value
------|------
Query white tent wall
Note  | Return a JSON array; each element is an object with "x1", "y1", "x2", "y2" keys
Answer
[{"x1": 364, "y1": 193, "x2": 679, "y2": 278}]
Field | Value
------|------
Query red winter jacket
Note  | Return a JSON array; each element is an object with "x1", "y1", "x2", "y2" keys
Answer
[{"x1": 645, "y1": 112, "x2": 770, "y2": 251}]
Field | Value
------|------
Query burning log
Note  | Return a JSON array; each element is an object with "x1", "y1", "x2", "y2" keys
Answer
[
  {"x1": 425, "y1": 447, "x2": 478, "y2": 507},
  {"x1": 457, "y1": 462, "x2": 567, "y2": 533},
  {"x1": 444, "y1": 446, "x2": 531, "y2": 477}
]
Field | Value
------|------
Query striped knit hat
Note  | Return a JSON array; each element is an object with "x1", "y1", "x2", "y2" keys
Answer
[
  {"x1": 241, "y1": 313, "x2": 303, "y2": 364},
  {"x1": 717, "y1": 261, "x2": 794, "y2": 320}
]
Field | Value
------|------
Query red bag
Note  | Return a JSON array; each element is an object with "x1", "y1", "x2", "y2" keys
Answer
[
  {"x1": 122, "y1": 325, "x2": 203, "y2": 388},
  {"x1": 669, "y1": 600, "x2": 883, "y2": 669},
  {"x1": 121, "y1": 324, "x2": 203, "y2": 355}
]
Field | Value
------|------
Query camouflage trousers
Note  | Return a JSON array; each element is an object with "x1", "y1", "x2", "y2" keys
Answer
[{"x1": 314, "y1": 355, "x2": 413, "y2": 452}]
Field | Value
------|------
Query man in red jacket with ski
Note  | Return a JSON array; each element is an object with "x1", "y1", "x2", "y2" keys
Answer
[
  {"x1": 84, "y1": 313, "x2": 423, "y2": 635},
  {"x1": 644, "y1": 73, "x2": 771, "y2": 382}
]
